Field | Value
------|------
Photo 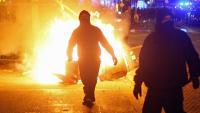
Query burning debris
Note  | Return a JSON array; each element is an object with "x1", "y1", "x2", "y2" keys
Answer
[
  {"x1": 0, "y1": 1, "x2": 136, "y2": 84},
  {"x1": 0, "y1": 53, "x2": 21, "y2": 70},
  {"x1": 27, "y1": 17, "x2": 132, "y2": 84}
]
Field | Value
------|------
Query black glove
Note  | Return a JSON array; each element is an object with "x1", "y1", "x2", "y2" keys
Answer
[{"x1": 133, "y1": 84, "x2": 142, "y2": 99}]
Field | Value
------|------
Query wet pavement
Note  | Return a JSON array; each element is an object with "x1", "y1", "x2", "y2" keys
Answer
[
  {"x1": 0, "y1": 71, "x2": 137, "y2": 113},
  {"x1": 0, "y1": 70, "x2": 199, "y2": 113}
]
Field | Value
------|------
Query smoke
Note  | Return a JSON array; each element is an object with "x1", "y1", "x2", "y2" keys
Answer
[
  {"x1": 0, "y1": 1, "x2": 131, "y2": 62},
  {"x1": 0, "y1": 3, "x2": 35, "y2": 56},
  {"x1": 97, "y1": 8, "x2": 131, "y2": 41},
  {"x1": 0, "y1": 2, "x2": 62, "y2": 55},
  {"x1": 0, "y1": 25, "x2": 31, "y2": 57}
]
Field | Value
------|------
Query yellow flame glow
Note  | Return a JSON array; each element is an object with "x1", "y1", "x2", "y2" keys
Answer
[{"x1": 24, "y1": 13, "x2": 127, "y2": 84}]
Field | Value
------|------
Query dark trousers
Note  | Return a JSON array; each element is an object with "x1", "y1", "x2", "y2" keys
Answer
[
  {"x1": 78, "y1": 58, "x2": 100, "y2": 102},
  {"x1": 143, "y1": 87, "x2": 186, "y2": 113}
]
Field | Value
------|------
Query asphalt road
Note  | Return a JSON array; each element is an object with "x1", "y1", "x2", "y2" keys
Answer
[
  {"x1": 0, "y1": 70, "x2": 199, "y2": 113},
  {"x1": 0, "y1": 71, "x2": 140, "y2": 113}
]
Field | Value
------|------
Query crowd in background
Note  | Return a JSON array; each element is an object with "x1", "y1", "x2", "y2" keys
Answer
[{"x1": 117, "y1": 7, "x2": 200, "y2": 31}]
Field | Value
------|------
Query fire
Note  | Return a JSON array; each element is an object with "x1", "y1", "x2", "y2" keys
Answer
[
  {"x1": 29, "y1": 19, "x2": 78, "y2": 84},
  {"x1": 23, "y1": 11, "x2": 128, "y2": 84}
]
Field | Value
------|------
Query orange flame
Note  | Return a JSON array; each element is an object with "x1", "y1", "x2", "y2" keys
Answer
[{"x1": 23, "y1": 11, "x2": 129, "y2": 84}]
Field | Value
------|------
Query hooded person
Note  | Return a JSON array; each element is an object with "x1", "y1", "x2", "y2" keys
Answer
[
  {"x1": 133, "y1": 8, "x2": 200, "y2": 113},
  {"x1": 67, "y1": 10, "x2": 118, "y2": 107}
]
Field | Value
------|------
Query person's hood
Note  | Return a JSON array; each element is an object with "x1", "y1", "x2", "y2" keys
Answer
[
  {"x1": 79, "y1": 10, "x2": 91, "y2": 26},
  {"x1": 155, "y1": 8, "x2": 174, "y2": 33}
]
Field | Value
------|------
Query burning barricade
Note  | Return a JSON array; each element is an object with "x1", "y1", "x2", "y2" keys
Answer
[
  {"x1": 0, "y1": 1, "x2": 136, "y2": 84},
  {"x1": 24, "y1": 15, "x2": 136, "y2": 84},
  {"x1": 55, "y1": 51, "x2": 130, "y2": 84}
]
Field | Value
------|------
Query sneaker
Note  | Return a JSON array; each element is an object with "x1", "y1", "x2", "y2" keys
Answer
[{"x1": 82, "y1": 99, "x2": 94, "y2": 108}]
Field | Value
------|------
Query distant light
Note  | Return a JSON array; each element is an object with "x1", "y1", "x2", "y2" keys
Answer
[
  {"x1": 185, "y1": 2, "x2": 189, "y2": 6},
  {"x1": 180, "y1": 2, "x2": 184, "y2": 6},
  {"x1": 100, "y1": 0, "x2": 105, "y2": 5},
  {"x1": 179, "y1": 2, "x2": 192, "y2": 6},
  {"x1": 180, "y1": 28, "x2": 187, "y2": 32},
  {"x1": 187, "y1": 12, "x2": 191, "y2": 16},
  {"x1": 116, "y1": 18, "x2": 122, "y2": 22},
  {"x1": 117, "y1": 11, "x2": 122, "y2": 15},
  {"x1": 0, "y1": 0, "x2": 6, "y2": 2},
  {"x1": 137, "y1": 0, "x2": 147, "y2": 9}
]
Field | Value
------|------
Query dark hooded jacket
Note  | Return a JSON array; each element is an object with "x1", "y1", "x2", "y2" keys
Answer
[
  {"x1": 134, "y1": 21, "x2": 200, "y2": 89},
  {"x1": 67, "y1": 11, "x2": 115, "y2": 60}
]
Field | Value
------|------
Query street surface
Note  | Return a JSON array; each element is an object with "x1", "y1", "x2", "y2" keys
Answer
[
  {"x1": 0, "y1": 29, "x2": 200, "y2": 113},
  {"x1": 0, "y1": 71, "x2": 138, "y2": 113}
]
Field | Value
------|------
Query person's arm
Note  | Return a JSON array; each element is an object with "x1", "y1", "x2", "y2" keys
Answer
[
  {"x1": 98, "y1": 29, "x2": 117, "y2": 65},
  {"x1": 133, "y1": 34, "x2": 151, "y2": 99},
  {"x1": 133, "y1": 43, "x2": 145, "y2": 99},
  {"x1": 134, "y1": 34, "x2": 151, "y2": 86},
  {"x1": 184, "y1": 33, "x2": 200, "y2": 89},
  {"x1": 67, "y1": 31, "x2": 76, "y2": 61}
]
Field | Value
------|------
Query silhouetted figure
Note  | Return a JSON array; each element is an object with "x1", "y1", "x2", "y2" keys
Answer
[
  {"x1": 133, "y1": 8, "x2": 200, "y2": 113},
  {"x1": 67, "y1": 10, "x2": 118, "y2": 108}
]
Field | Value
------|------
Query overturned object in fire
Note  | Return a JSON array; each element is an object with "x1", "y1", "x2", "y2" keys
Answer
[
  {"x1": 99, "y1": 57, "x2": 127, "y2": 81},
  {"x1": 55, "y1": 61, "x2": 79, "y2": 84},
  {"x1": 55, "y1": 55, "x2": 128, "y2": 84}
]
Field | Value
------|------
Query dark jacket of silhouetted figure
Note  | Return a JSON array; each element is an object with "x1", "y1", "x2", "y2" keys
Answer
[
  {"x1": 67, "y1": 11, "x2": 116, "y2": 61},
  {"x1": 135, "y1": 21, "x2": 200, "y2": 89},
  {"x1": 133, "y1": 8, "x2": 200, "y2": 113},
  {"x1": 67, "y1": 10, "x2": 117, "y2": 107},
  {"x1": 67, "y1": 21, "x2": 115, "y2": 60}
]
